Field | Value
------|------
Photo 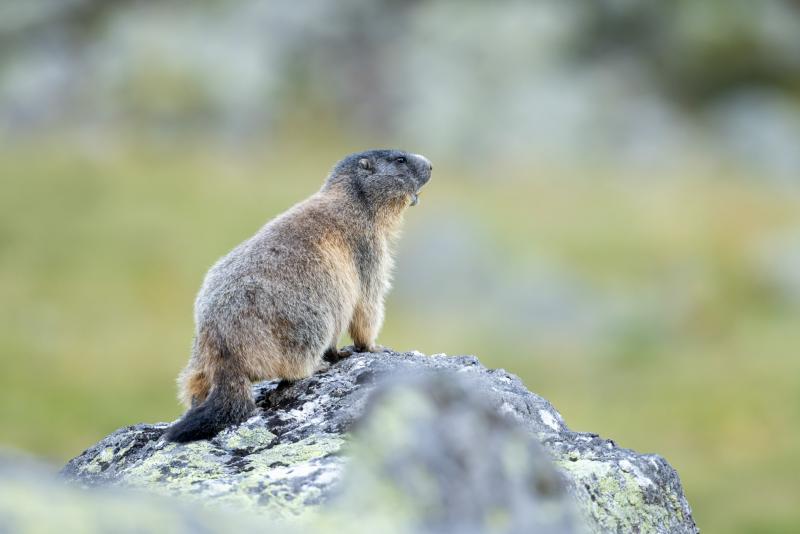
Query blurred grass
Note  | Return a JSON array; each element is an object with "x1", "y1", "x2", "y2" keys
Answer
[{"x1": 1, "y1": 136, "x2": 799, "y2": 533}]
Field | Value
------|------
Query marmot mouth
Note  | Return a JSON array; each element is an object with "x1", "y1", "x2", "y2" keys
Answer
[{"x1": 410, "y1": 192, "x2": 420, "y2": 206}]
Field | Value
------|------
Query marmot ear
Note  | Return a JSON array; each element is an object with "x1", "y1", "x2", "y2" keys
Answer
[{"x1": 358, "y1": 158, "x2": 372, "y2": 171}]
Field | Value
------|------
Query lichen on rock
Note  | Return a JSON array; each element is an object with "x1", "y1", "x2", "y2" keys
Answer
[{"x1": 60, "y1": 350, "x2": 698, "y2": 533}]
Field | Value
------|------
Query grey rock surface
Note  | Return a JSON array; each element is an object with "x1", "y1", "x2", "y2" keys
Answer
[{"x1": 62, "y1": 350, "x2": 698, "y2": 533}]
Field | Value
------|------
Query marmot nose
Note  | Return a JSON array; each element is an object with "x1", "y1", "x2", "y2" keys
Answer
[{"x1": 413, "y1": 153, "x2": 433, "y2": 173}]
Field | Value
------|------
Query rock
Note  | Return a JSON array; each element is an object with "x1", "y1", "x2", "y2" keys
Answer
[
  {"x1": 330, "y1": 372, "x2": 582, "y2": 533},
  {"x1": 62, "y1": 350, "x2": 698, "y2": 533}
]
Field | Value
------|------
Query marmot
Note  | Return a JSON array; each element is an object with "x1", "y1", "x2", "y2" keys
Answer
[{"x1": 165, "y1": 149, "x2": 432, "y2": 442}]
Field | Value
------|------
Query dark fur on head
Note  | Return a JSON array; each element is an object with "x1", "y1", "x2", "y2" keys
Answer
[{"x1": 325, "y1": 149, "x2": 432, "y2": 210}]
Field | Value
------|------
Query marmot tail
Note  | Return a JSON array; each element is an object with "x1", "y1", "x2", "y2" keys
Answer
[{"x1": 164, "y1": 362, "x2": 255, "y2": 443}]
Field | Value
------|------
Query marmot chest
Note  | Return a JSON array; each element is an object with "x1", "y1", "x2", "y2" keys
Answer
[{"x1": 352, "y1": 234, "x2": 389, "y2": 290}]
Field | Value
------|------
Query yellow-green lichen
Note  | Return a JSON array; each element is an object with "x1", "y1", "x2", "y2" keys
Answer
[
  {"x1": 122, "y1": 440, "x2": 227, "y2": 488},
  {"x1": 111, "y1": 433, "x2": 345, "y2": 521},
  {"x1": 245, "y1": 434, "x2": 344, "y2": 471},
  {"x1": 222, "y1": 426, "x2": 276, "y2": 450},
  {"x1": 84, "y1": 446, "x2": 118, "y2": 475},
  {"x1": 557, "y1": 458, "x2": 678, "y2": 534}
]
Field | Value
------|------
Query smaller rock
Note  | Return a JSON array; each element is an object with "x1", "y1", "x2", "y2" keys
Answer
[
  {"x1": 330, "y1": 372, "x2": 583, "y2": 533},
  {"x1": 0, "y1": 450, "x2": 269, "y2": 534}
]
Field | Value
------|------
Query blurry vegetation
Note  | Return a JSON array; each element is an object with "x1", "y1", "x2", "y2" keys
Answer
[
  {"x1": 2, "y1": 1, "x2": 800, "y2": 534},
  {"x1": 2, "y1": 1, "x2": 800, "y2": 173},
  {"x1": 574, "y1": 0, "x2": 800, "y2": 105}
]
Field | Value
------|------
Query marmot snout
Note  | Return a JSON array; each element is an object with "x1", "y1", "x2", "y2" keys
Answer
[{"x1": 165, "y1": 149, "x2": 433, "y2": 442}]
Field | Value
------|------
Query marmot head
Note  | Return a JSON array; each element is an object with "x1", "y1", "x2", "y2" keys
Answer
[{"x1": 325, "y1": 149, "x2": 433, "y2": 210}]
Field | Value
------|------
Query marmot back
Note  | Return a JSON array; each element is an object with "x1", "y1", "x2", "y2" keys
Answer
[{"x1": 165, "y1": 149, "x2": 432, "y2": 442}]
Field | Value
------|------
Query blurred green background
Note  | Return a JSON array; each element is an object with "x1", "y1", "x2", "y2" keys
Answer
[{"x1": 2, "y1": 1, "x2": 800, "y2": 532}]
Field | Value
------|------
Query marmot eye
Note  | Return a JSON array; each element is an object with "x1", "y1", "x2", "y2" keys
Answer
[{"x1": 395, "y1": 157, "x2": 406, "y2": 164}]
